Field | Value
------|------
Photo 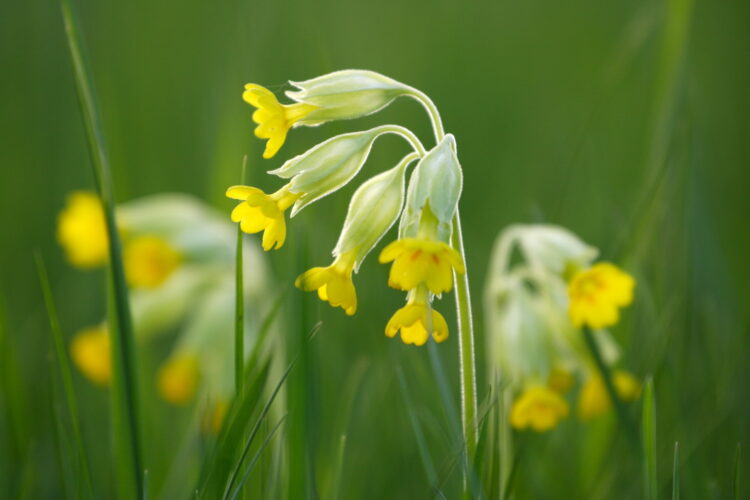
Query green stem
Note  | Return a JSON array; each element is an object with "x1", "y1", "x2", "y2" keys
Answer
[
  {"x1": 377, "y1": 124, "x2": 427, "y2": 156},
  {"x1": 452, "y1": 213, "x2": 478, "y2": 461},
  {"x1": 582, "y1": 326, "x2": 635, "y2": 441},
  {"x1": 414, "y1": 88, "x2": 479, "y2": 478}
]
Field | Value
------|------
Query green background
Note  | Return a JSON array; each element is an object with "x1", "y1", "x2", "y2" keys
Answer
[{"x1": 1, "y1": 0, "x2": 749, "y2": 498}]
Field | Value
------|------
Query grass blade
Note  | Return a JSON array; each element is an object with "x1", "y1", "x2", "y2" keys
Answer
[
  {"x1": 235, "y1": 157, "x2": 248, "y2": 394},
  {"x1": 228, "y1": 414, "x2": 288, "y2": 500},
  {"x1": 672, "y1": 442, "x2": 679, "y2": 500},
  {"x1": 396, "y1": 366, "x2": 438, "y2": 488},
  {"x1": 35, "y1": 253, "x2": 94, "y2": 498},
  {"x1": 60, "y1": 1, "x2": 142, "y2": 497},
  {"x1": 642, "y1": 377, "x2": 657, "y2": 500}
]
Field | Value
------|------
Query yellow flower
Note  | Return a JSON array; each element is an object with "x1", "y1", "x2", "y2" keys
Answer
[
  {"x1": 578, "y1": 370, "x2": 641, "y2": 420},
  {"x1": 57, "y1": 191, "x2": 109, "y2": 268},
  {"x1": 547, "y1": 367, "x2": 575, "y2": 393},
  {"x1": 243, "y1": 83, "x2": 317, "y2": 159},
  {"x1": 385, "y1": 297, "x2": 449, "y2": 346},
  {"x1": 124, "y1": 235, "x2": 181, "y2": 289},
  {"x1": 157, "y1": 354, "x2": 200, "y2": 405},
  {"x1": 226, "y1": 184, "x2": 301, "y2": 251},
  {"x1": 70, "y1": 325, "x2": 111, "y2": 386},
  {"x1": 568, "y1": 262, "x2": 635, "y2": 329},
  {"x1": 295, "y1": 251, "x2": 357, "y2": 315},
  {"x1": 379, "y1": 238, "x2": 465, "y2": 294},
  {"x1": 510, "y1": 386, "x2": 570, "y2": 432},
  {"x1": 202, "y1": 400, "x2": 229, "y2": 435}
]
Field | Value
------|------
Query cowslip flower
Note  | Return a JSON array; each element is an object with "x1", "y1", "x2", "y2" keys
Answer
[
  {"x1": 157, "y1": 354, "x2": 201, "y2": 405},
  {"x1": 243, "y1": 84, "x2": 317, "y2": 159},
  {"x1": 384, "y1": 290, "x2": 449, "y2": 346},
  {"x1": 296, "y1": 155, "x2": 415, "y2": 315},
  {"x1": 578, "y1": 370, "x2": 641, "y2": 420},
  {"x1": 226, "y1": 185, "x2": 300, "y2": 251},
  {"x1": 70, "y1": 324, "x2": 111, "y2": 386},
  {"x1": 568, "y1": 262, "x2": 635, "y2": 329},
  {"x1": 124, "y1": 235, "x2": 182, "y2": 288},
  {"x1": 510, "y1": 385, "x2": 570, "y2": 432},
  {"x1": 57, "y1": 191, "x2": 109, "y2": 268},
  {"x1": 379, "y1": 237, "x2": 464, "y2": 294}
]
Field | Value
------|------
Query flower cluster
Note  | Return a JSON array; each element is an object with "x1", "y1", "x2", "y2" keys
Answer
[
  {"x1": 57, "y1": 192, "x2": 279, "y2": 430},
  {"x1": 484, "y1": 224, "x2": 638, "y2": 432},
  {"x1": 229, "y1": 70, "x2": 466, "y2": 345}
]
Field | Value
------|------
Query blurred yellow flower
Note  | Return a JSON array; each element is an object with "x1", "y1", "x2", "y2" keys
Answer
[
  {"x1": 57, "y1": 191, "x2": 109, "y2": 268},
  {"x1": 578, "y1": 370, "x2": 641, "y2": 420},
  {"x1": 385, "y1": 295, "x2": 449, "y2": 346},
  {"x1": 226, "y1": 185, "x2": 300, "y2": 251},
  {"x1": 243, "y1": 83, "x2": 317, "y2": 159},
  {"x1": 157, "y1": 354, "x2": 200, "y2": 405},
  {"x1": 510, "y1": 386, "x2": 569, "y2": 432},
  {"x1": 379, "y1": 238, "x2": 464, "y2": 294},
  {"x1": 568, "y1": 262, "x2": 635, "y2": 329},
  {"x1": 70, "y1": 325, "x2": 111, "y2": 386},
  {"x1": 124, "y1": 235, "x2": 181, "y2": 289},
  {"x1": 295, "y1": 251, "x2": 357, "y2": 315},
  {"x1": 202, "y1": 399, "x2": 229, "y2": 435},
  {"x1": 547, "y1": 367, "x2": 575, "y2": 393}
]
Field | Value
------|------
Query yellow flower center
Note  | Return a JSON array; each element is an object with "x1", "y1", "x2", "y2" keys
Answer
[
  {"x1": 57, "y1": 191, "x2": 109, "y2": 268},
  {"x1": 70, "y1": 325, "x2": 111, "y2": 386},
  {"x1": 157, "y1": 354, "x2": 200, "y2": 406},
  {"x1": 124, "y1": 235, "x2": 181, "y2": 289},
  {"x1": 226, "y1": 184, "x2": 301, "y2": 251},
  {"x1": 295, "y1": 251, "x2": 358, "y2": 315},
  {"x1": 242, "y1": 83, "x2": 318, "y2": 159},
  {"x1": 568, "y1": 262, "x2": 635, "y2": 329},
  {"x1": 384, "y1": 291, "x2": 449, "y2": 346},
  {"x1": 379, "y1": 238, "x2": 465, "y2": 294},
  {"x1": 510, "y1": 386, "x2": 569, "y2": 432}
]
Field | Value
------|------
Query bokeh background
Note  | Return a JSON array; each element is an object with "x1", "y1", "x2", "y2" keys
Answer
[{"x1": 1, "y1": 0, "x2": 749, "y2": 498}]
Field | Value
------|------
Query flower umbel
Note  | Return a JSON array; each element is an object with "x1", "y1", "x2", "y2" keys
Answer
[
  {"x1": 70, "y1": 325, "x2": 111, "y2": 386},
  {"x1": 295, "y1": 251, "x2": 357, "y2": 315},
  {"x1": 243, "y1": 84, "x2": 317, "y2": 159},
  {"x1": 510, "y1": 386, "x2": 570, "y2": 432},
  {"x1": 568, "y1": 262, "x2": 635, "y2": 329},
  {"x1": 380, "y1": 238, "x2": 464, "y2": 294},
  {"x1": 124, "y1": 235, "x2": 181, "y2": 288},
  {"x1": 226, "y1": 184, "x2": 301, "y2": 251},
  {"x1": 385, "y1": 291, "x2": 449, "y2": 346},
  {"x1": 57, "y1": 191, "x2": 109, "y2": 268}
]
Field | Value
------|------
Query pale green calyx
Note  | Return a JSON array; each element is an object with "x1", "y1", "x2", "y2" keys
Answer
[
  {"x1": 399, "y1": 134, "x2": 463, "y2": 240},
  {"x1": 269, "y1": 127, "x2": 385, "y2": 216},
  {"x1": 334, "y1": 154, "x2": 416, "y2": 270},
  {"x1": 286, "y1": 70, "x2": 411, "y2": 126}
]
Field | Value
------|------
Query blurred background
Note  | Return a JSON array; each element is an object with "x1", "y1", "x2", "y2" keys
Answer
[{"x1": 1, "y1": 0, "x2": 749, "y2": 498}]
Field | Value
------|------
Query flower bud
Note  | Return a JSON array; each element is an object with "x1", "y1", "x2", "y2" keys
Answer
[
  {"x1": 400, "y1": 134, "x2": 462, "y2": 240},
  {"x1": 285, "y1": 70, "x2": 411, "y2": 125},
  {"x1": 334, "y1": 154, "x2": 415, "y2": 269},
  {"x1": 269, "y1": 127, "x2": 387, "y2": 216}
]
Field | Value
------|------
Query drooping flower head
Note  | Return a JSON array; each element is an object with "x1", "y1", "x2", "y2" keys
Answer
[
  {"x1": 226, "y1": 184, "x2": 300, "y2": 251},
  {"x1": 124, "y1": 235, "x2": 182, "y2": 288},
  {"x1": 70, "y1": 324, "x2": 111, "y2": 386},
  {"x1": 568, "y1": 262, "x2": 635, "y2": 329},
  {"x1": 243, "y1": 84, "x2": 317, "y2": 159},
  {"x1": 510, "y1": 386, "x2": 570, "y2": 432},
  {"x1": 380, "y1": 237, "x2": 464, "y2": 294},
  {"x1": 296, "y1": 251, "x2": 358, "y2": 315},
  {"x1": 385, "y1": 289, "x2": 449, "y2": 346},
  {"x1": 157, "y1": 353, "x2": 200, "y2": 406},
  {"x1": 57, "y1": 191, "x2": 109, "y2": 268}
]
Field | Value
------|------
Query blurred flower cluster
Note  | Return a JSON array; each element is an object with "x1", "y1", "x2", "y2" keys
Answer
[
  {"x1": 229, "y1": 70, "x2": 466, "y2": 346},
  {"x1": 484, "y1": 224, "x2": 638, "y2": 432},
  {"x1": 58, "y1": 191, "x2": 276, "y2": 429}
]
